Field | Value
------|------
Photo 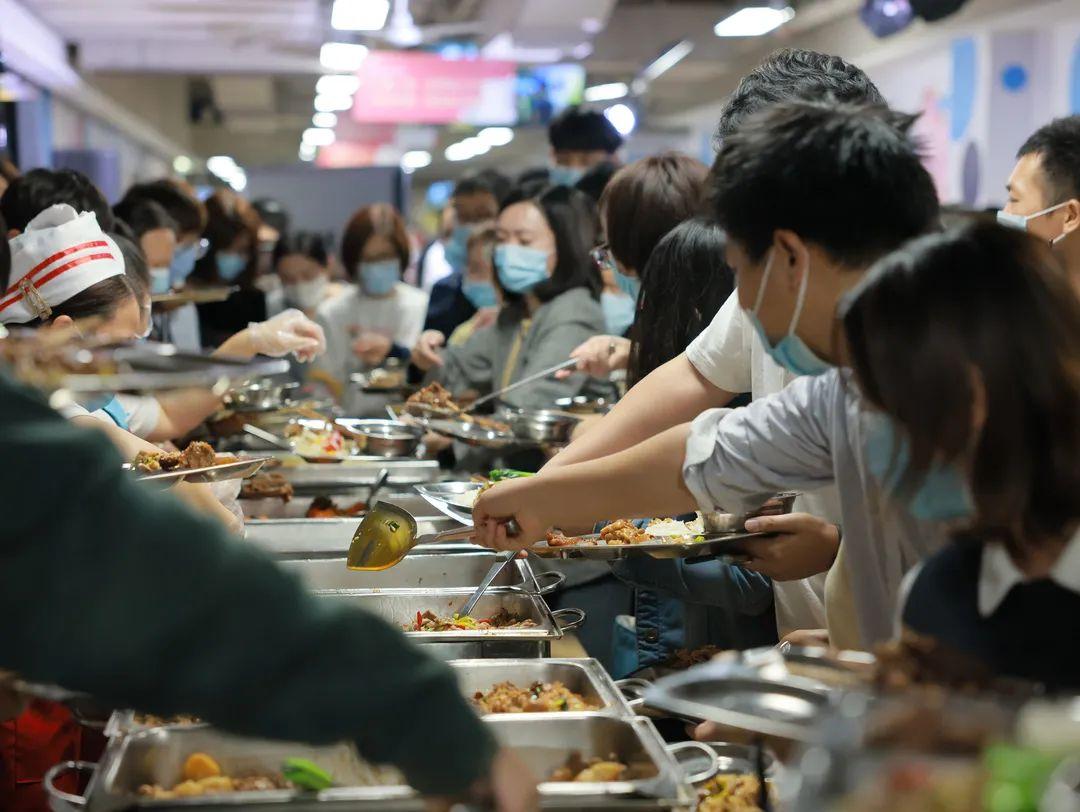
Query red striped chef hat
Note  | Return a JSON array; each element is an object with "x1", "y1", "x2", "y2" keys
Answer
[{"x1": 0, "y1": 204, "x2": 124, "y2": 324}]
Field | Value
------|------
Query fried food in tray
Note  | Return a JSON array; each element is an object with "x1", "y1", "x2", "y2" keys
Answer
[
  {"x1": 548, "y1": 752, "x2": 655, "y2": 782},
  {"x1": 138, "y1": 753, "x2": 289, "y2": 799},
  {"x1": 304, "y1": 496, "x2": 366, "y2": 518},
  {"x1": 473, "y1": 681, "x2": 600, "y2": 713},
  {"x1": 133, "y1": 713, "x2": 202, "y2": 728},
  {"x1": 406, "y1": 383, "x2": 511, "y2": 433},
  {"x1": 545, "y1": 517, "x2": 704, "y2": 548},
  {"x1": 133, "y1": 441, "x2": 217, "y2": 474},
  {"x1": 240, "y1": 472, "x2": 294, "y2": 502},
  {"x1": 405, "y1": 608, "x2": 537, "y2": 632},
  {"x1": 697, "y1": 773, "x2": 773, "y2": 812}
]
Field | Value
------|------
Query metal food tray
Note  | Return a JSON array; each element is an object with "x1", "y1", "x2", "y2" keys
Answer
[
  {"x1": 59, "y1": 343, "x2": 289, "y2": 394},
  {"x1": 278, "y1": 549, "x2": 562, "y2": 593},
  {"x1": 643, "y1": 659, "x2": 835, "y2": 742},
  {"x1": 130, "y1": 457, "x2": 268, "y2": 487},
  {"x1": 314, "y1": 588, "x2": 585, "y2": 659},
  {"x1": 103, "y1": 710, "x2": 206, "y2": 740},
  {"x1": 150, "y1": 286, "x2": 236, "y2": 306},
  {"x1": 268, "y1": 456, "x2": 442, "y2": 488},
  {"x1": 241, "y1": 490, "x2": 430, "y2": 520},
  {"x1": 450, "y1": 658, "x2": 634, "y2": 718},
  {"x1": 530, "y1": 529, "x2": 769, "y2": 561},
  {"x1": 427, "y1": 418, "x2": 521, "y2": 449},
  {"x1": 243, "y1": 516, "x2": 458, "y2": 557}
]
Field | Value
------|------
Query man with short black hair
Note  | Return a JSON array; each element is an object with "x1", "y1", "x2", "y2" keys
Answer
[
  {"x1": 547, "y1": 106, "x2": 623, "y2": 186},
  {"x1": 999, "y1": 115, "x2": 1080, "y2": 292},
  {"x1": 1, "y1": 168, "x2": 114, "y2": 234}
]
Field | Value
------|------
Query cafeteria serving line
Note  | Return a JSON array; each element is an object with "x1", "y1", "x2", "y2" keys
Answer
[{"x1": 0, "y1": 0, "x2": 1079, "y2": 809}]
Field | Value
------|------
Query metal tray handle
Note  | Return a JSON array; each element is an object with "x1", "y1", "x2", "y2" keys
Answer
[
  {"x1": 44, "y1": 760, "x2": 95, "y2": 810},
  {"x1": 614, "y1": 677, "x2": 652, "y2": 713},
  {"x1": 524, "y1": 570, "x2": 565, "y2": 595},
  {"x1": 551, "y1": 607, "x2": 586, "y2": 631},
  {"x1": 666, "y1": 741, "x2": 721, "y2": 784}
]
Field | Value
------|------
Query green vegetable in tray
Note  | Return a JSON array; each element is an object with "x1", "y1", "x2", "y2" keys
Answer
[
  {"x1": 282, "y1": 757, "x2": 334, "y2": 791},
  {"x1": 489, "y1": 469, "x2": 533, "y2": 482}
]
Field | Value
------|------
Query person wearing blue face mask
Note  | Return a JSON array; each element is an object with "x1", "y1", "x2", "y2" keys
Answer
[
  {"x1": 470, "y1": 101, "x2": 948, "y2": 654},
  {"x1": 547, "y1": 106, "x2": 623, "y2": 188},
  {"x1": 843, "y1": 220, "x2": 1080, "y2": 690},
  {"x1": 997, "y1": 115, "x2": 1080, "y2": 295},
  {"x1": 313, "y1": 203, "x2": 428, "y2": 409}
]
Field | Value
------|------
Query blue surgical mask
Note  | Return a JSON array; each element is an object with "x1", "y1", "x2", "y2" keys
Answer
[
  {"x1": 997, "y1": 201, "x2": 1071, "y2": 245},
  {"x1": 215, "y1": 252, "x2": 248, "y2": 281},
  {"x1": 170, "y1": 242, "x2": 199, "y2": 286},
  {"x1": 614, "y1": 268, "x2": 641, "y2": 301},
  {"x1": 149, "y1": 266, "x2": 171, "y2": 295},
  {"x1": 601, "y1": 291, "x2": 636, "y2": 336},
  {"x1": 745, "y1": 249, "x2": 832, "y2": 377},
  {"x1": 494, "y1": 243, "x2": 550, "y2": 294},
  {"x1": 549, "y1": 165, "x2": 585, "y2": 187},
  {"x1": 445, "y1": 226, "x2": 472, "y2": 273},
  {"x1": 462, "y1": 279, "x2": 498, "y2": 309},
  {"x1": 358, "y1": 259, "x2": 401, "y2": 297},
  {"x1": 864, "y1": 413, "x2": 975, "y2": 523}
]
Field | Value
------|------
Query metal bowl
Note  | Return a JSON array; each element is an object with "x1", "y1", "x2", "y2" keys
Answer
[
  {"x1": 554, "y1": 395, "x2": 614, "y2": 415},
  {"x1": 222, "y1": 377, "x2": 299, "y2": 412},
  {"x1": 500, "y1": 408, "x2": 581, "y2": 446},
  {"x1": 339, "y1": 419, "x2": 423, "y2": 458}
]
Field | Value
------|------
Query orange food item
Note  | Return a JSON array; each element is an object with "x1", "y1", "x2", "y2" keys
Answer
[{"x1": 183, "y1": 753, "x2": 222, "y2": 782}]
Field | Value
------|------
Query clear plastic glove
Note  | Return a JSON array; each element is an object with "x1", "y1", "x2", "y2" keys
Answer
[
  {"x1": 246, "y1": 308, "x2": 326, "y2": 362},
  {"x1": 555, "y1": 335, "x2": 630, "y2": 379},
  {"x1": 411, "y1": 329, "x2": 446, "y2": 371}
]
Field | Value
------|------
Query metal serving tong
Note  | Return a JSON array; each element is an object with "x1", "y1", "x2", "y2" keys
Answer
[{"x1": 462, "y1": 358, "x2": 578, "y2": 413}]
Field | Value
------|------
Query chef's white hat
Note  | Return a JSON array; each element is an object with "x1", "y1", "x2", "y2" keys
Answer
[{"x1": 0, "y1": 204, "x2": 125, "y2": 324}]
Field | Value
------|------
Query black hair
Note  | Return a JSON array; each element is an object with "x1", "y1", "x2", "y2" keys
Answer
[
  {"x1": 453, "y1": 175, "x2": 496, "y2": 200},
  {"x1": 843, "y1": 220, "x2": 1080, "y2": 553},
  {"x1": 252, "y1": 198, "x2": 290, "y2": 236},
  {"x1": 273, "y1": 231, "x2": 330, "y2": 267},
  {"x1": 0, "y1": 168, "x2": 115, "y2": 233},
  {"x1": 1017, "y1": 115, "x2": 1080, "y2": 204},
  {"x1": 627, "y1": 219, "x2": 734, "y2": 387},
  {"x1": 119, "y1": 180, "x2": 206, "y2": 236},
  {"x1": 473, "y1": 169, "x2": 512, "y2": 206},
  {"x1": 710, "y1": 101, "x2": 940, "y2": 266},
  {"x1": 575, "y1": 160, "x2": 619, "y2": 206},
  {"x1": 112, "y1": 198, "x2": 179, "y2": 240},
  {"x1": 548, "y1": 106, "x2": 623, "y2": 154},
  {"x1": 716, "y1": 48, "x2": 885, "y2": 145},
  {"x1": 496, "y1": 185, "x2": 601, "y2": 322},
  {"x1": 113, "y1": 232, "x2": 149, "y2": 300}
]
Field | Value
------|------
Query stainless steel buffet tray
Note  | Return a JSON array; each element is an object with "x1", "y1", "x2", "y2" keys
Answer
[
  {"x1": 242, "y1": 491, "x2": 441, "y2": 520},
  {"x1": 265, "y1": 455, "x2": 441, "y2": 488},
  {"x1": 51, "y1": 716, "x2": 698, "y2": 811},
  {"x1": 243, "y1": 516, "x2": 457, "y2": 557},
  {"x1": 530, "y1": 530, "x2": 769, "y2": 561},
  {"x1": 278, "y1": 549, "x2": 563, "y2": 593},
  {"x1": 314, "y1": 588, "x2": 585, "y2": 659},
  {"x1": 450, "y1": 658, "x2": 634, "y2": 717}
]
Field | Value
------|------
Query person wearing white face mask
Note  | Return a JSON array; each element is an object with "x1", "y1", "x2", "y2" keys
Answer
[
  {"x1": 997, "y1": 115, "x2": 1080, "y2": 295},
  {"x1": 266, "y1": 231, "x2": 340, "y2": 317},
  {"x1": 313, "y1": 203, "x2": 427, "y2": 408}
]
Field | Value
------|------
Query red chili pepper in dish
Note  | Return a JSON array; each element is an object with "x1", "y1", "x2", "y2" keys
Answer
[{"x1": 415, "y1": 611, "x2": 423, "y2": 630}]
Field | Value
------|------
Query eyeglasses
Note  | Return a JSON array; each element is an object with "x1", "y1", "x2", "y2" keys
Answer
[{"x1": 590, "y1": 242, "x2": 617, "y2": 274}]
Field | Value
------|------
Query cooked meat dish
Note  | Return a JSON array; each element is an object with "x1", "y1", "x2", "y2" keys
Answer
[
  {"x1": 697, "y1": 774, "x2": 773, "y2": 812},
  {"x1": 406, "y1": 382, "x2": 458, "y2": 412},
  {"x1": 546, "y1": 530, "x2": 597, "y2": 547},
  {"x1": 865, "y1": 689, "x2": 1000, "y2": 755},
  {"x1": 461, "y1": 414, "x2": 511, "y2": 434},
  {"x1": 133, "y1": 713, "x2": 202, "y2": 727},
  {"x1": 405, "y1": 608, "x2": 537, "y2": 632},
  {"x1": 305, "y1": 496, "x2": 366, "y2": 519},
  {"x1": 600, "y1": 519, "x2": 651, "y2": 545},
  {"x1": 664, "y1": 645, "x2": 726, "y2": 670},
  {"x1": 367, "y1": 367, "x2": 406, "y2": 389},
  {"x1": 873, "y1": 631, "x2": 997, "y2": 694},
  {"x1": 240, "y1": 472, "x2": 294, "y2": 502},
  {"x1": 133, "y1": 441, "x2": 217, "y2": 474},
  {"x1": 137, "y1": 753, "x2": 288, "y2": 799},
  {"x1": 472, "y1": 681, "x2": 599, "y2": 713},
  {"x1": 548, "y1": 753, "x2": 654, "y2": 782}
]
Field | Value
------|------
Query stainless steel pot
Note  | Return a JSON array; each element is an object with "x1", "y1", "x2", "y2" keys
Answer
[
  {"x1": 222, "y1": 378, "x2": 299, "y2": 412},
  {"x1": 336, "y1": 419, "x2": 423, "y2": 459},
  {"x1": 498, "y1": 408, "x2": 581, "y2": 445}
]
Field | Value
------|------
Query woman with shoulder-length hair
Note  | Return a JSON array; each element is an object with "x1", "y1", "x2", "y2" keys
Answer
[{"x1": 842, "y1": 219, "x2": 1080, "y2": 689}]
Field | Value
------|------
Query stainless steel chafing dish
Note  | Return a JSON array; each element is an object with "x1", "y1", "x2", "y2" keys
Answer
[
  {"x1": 243, "y1": 516, "x2": 458, "y2": 557},
  {"x1": 279, "y1": 550, "x2": 564, "y2": 593},
  {"x1": 49, "y1": 716, "x2": 704, "y2": 811},
  {"x1": 263, "y1": 454, "x2": 442, "y2": 488},
  {"x1": 451, "y1": 658, "x2": 633, "y2": 717},
  {"x1": 315, "y1": 588, "x2": 585, "y2": 659},
  {"x1": 241, "y1": 491, "x2": 446, "y2": 521}
]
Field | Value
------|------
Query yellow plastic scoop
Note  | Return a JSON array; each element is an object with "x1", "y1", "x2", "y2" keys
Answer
[{"x1": 347, "y1": 501, "x2": 475, "y2": 570}]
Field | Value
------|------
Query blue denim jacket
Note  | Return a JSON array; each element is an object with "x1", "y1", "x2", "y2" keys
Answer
[{"x1": 609, "y1": 555, "x2": 778, "y2": 676}]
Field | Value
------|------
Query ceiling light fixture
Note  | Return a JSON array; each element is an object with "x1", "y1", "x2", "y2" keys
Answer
[
  {"x1": 477, "y1": 127, "x2": 514, "y2": 147},
  {"x1": 584, "y1": 82, "x2": 629, "y2": 102},
  {"x1": 314, "y1": 93, "x2": 354, "y2": 112},
  {"x1": 320, "y1": 42, "x2": 369, "y2": 72},
  {"x1": 445, "y1": 142, "x2": 474, "y2": 162},
  {"x1": 401, "y1": 150, "x2": 433, "y2": 171},
  {"x1": 312, "y1": 112, "x2": 338, "y2": 128},
  {"x1": 604, "y1": 103, "x2": 636, "y2": 136},
  {"x1": 299, "y1": 143, "x2": 317, "y2": 161},
  {"x1": 641, "y1": 39, "x2": 694, "y2": 82},
  {"x1": 172, "y1": 155, "x2": 193, "y2": 174},
  {"x1": 206, "y1": 155, "x2": 237, "y2": 177},
  {"x1": 302, "y1": 127, "x2": 336, "y2": 147},
  {"x1": 331, "y1": 0, "x2": 390, "y2": 31},
  {"x1": 713, "y1": 6, "x2": 795, "y2": 37},
  {"x1": 316, "y1": 74, "x2": 361, "y2": 96}
]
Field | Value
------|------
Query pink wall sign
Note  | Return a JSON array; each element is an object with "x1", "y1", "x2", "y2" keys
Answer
[{"x1": 350, "y1": 51, "x2": 517, "y2": 125}]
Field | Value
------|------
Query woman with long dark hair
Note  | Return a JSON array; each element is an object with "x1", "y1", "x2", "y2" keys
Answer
[{"x1": 842, "y1": 220, "x2": 1080, "y2": 688}]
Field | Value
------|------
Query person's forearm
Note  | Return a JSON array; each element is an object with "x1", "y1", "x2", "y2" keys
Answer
[
  {"x1": 214, "y1": 328, "x2": 256, "y2": 359},
  {"x1": 544, "y1": 354, "x2": 735, "y2": 471},
  {"x1": 151, "y1": 389, "x2": 224, "y2": 441},
  {"x1": 537, "y1": 423, "x2": 698, "y2": 527}
]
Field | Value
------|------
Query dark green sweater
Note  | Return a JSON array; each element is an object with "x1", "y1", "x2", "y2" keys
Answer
[{"x1": 0, "y1": 371, "x2": 495, "y2": 795}]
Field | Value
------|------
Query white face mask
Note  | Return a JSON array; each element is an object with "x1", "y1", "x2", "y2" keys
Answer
[
  {"x1": 285, "y1": 277, "x2": 328, "y2": 310},
  {"x1": 996, "y1": 200, "x2": 1072, "y2": 245}
]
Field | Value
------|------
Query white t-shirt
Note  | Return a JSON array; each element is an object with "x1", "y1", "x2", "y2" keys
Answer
[
  {"x1": 685, "y1": 291, "x2": 838, "y2": 637},
  {"x1": 60, "y1": 395, "x2": 162, "y2": 438}
]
